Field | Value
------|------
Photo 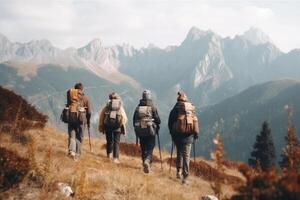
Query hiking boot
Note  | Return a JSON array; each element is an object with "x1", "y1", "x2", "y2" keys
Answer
[
  {"x1": 113, "y1": 158, "x2": 120, "y2": 164},
  {"x1": 107, "y1": 153, "x2": 113, "y2": 159},
  {"x1": 182, "y1": 177, "x2": 190, "y2": 186},
  {"x1": 176, "y1": 169, "x2": 182, "y2": 179},
  {"x1": 143, "y1": 162, "x2": 150, "y2": 174},
  {"x1": 68, "y1": 152, "x2": 76, "y2": 160}
]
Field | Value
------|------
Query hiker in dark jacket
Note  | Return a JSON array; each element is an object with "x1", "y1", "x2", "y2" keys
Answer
[
  {"x1": 67, "y1": 82, "x2": 92, "y2": 161},
  {"x1": 168, "y1": 91, "x2": 199, "y2": 184},
  {"x1": 98, "y1": 92, "x2": 128, "y2": 164},
  {"x1": 133, "y1": 90, "x2": 161, "y2": 173}
]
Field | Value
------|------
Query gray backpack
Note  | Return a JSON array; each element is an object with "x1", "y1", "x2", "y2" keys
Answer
[
  {"x1": 134, "y1": 106, "x2": 155, "y2": 137},
  {"x1": 104, "y1": 99, "x2": 123, "y2": 130}
]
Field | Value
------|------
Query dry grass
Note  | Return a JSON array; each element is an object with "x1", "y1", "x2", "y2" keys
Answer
[{"x1": 0, "y1": 127, "x2": 242, "y2": 200}]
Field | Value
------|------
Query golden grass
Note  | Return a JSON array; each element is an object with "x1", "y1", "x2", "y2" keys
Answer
[{"x1": 0, "y1": 127, "x2": 243, "y2": 200}]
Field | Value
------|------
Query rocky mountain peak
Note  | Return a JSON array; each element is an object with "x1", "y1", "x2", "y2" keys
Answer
[
  {"x1": 185, "y1": 26, "x2": 213, "y2": 42},
  {"x1": 242, "y1": 27, "x2": 271, "y2": 45}
]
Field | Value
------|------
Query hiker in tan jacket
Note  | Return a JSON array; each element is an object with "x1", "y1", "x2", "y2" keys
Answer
[{"x1": 98, "y1": 92, "x2": 127, "y2": 163}]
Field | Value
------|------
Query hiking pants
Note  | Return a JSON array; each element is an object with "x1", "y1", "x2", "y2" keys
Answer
[
  {"x1": 139, "y1": 135, "x2": 156, "y2": 164},
  {"x1": 105, "y1": 131, "x2": 121, "y2": 159},
  {"x1": 175, "y1": 142, "x2": 192, "y2": 179},
  {"x1": 68, "y1": 123, "x2": 84, "y2": 156}
]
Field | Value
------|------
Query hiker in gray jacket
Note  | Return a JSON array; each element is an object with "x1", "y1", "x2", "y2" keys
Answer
[{"x1": 133, "y1": 90, "x2": 161, "y2": 173}]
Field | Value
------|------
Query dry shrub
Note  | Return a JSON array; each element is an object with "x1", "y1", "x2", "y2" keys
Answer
[
  {"x1": 231, "y1": 165, "x2": 300, "y2": 200},
  {"x1": 101, "y1": 143, "x2": 160, "y2": 162},
  {"x1": 0, "y1": 147, "x2": 30, "y2": 192},
  {"x1": 0, "y1": 86, "x2": 48, "y2": 142},
  {"x1": 0, "y1": 86, "x2": 47, "y2": 124}
]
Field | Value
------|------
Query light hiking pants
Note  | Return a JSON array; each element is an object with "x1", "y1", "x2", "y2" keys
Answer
[
  {"x1": 105, "y1": 131, "x2": 121, "y2": 159},
  {"x1": 139, "y1": 135, "x2": 156, "y2": 164},
  {"x1": 68, "y1": 123, "x2": 84, "y2": 156},
  {"x1": 175, "y1": 142, "x2": 192, "y2": 179}
]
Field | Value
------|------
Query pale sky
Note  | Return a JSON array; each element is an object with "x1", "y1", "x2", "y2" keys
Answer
[{"x1": 0, "y1": 0, "x2": 300, "y2": 52}]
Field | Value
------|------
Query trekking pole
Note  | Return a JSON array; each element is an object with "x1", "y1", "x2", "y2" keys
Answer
[
  {"x1": 193, "y1": 141, "x2": 196, "y2": 163},
  {"x1": 169, "y1": 141, "x2": 174, "y2": 173},
  {"x1": 157, "y1": 133, "x2": 163, "y2": 171},
  {"x1": 136, "y1": 136, "x2": 139, "y2": 147},
  {"x1": 88, "y1": 124, "x2": 92, "y2": 152}
]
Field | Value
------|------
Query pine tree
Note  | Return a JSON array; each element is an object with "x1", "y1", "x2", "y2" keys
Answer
[
  {"x1": 280, "y1": 125, "x2": 300, "y2": 172},
  {"x1": 248, "y1": 121, "x2": 276, "y2": 171}
]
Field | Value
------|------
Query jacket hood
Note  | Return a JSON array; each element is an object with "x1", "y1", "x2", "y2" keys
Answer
[{"x1": 139, "y1": 99, "x2": 153, "y2": 107}]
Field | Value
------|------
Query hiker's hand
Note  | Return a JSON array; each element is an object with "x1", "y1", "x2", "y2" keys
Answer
[{"x1": 194, "y1": 134, "x2": 198, "y2": 140}]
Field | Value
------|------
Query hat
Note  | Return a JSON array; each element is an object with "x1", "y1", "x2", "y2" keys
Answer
[
  {"x1": 142, "y1": 90, "x2": 151, "y2": 100},
  {"x1": 177, "y1": 91, "x2": 188, "y2": 102},
  {"x1": 109, "y1": 92, "x2": 119, "y2": 100}
]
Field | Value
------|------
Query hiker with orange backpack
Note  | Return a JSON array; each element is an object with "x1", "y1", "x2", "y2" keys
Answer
[
  {"x1": 133, "y1": 90, "x2": 161, "y2": 173},
  {"x1": 168, "y1": 91, "x2": 199, "y2": 185},
  {"x1": 98, "y1": 92, "x2": 128, "y2": 164},
  {"x1": 65, "y1": 82, "x2": 92, "y2": 161}
]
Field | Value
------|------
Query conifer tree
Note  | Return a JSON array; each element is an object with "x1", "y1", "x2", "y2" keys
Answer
[
  {"x1": 280, "y1": 125, "x2": 300, "y2": 172},
  {"x1": 248, "y1": 121, "x2": 276, "y2": 171}
]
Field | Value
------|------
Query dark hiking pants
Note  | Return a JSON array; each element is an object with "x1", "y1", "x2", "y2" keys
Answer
[
  {"x1": 68, "y1": 123, "x2": 84, "y2": 156},
  {"x1": 175, "y1": 142, "x2": 192, "y2": 179},
  {"x1": 139, "y1": 135, "x2": 156, "y2": 164},
  {"x1": 105, "y1": 131, "x2": 121, "y2": 159}
]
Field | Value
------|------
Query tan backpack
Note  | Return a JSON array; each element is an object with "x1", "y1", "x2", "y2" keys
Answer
[
  {"x1": 173, "y1": 102, "x2": 199, "y2": 134},
  {"x1": 68, "y1": 88, "x2": 86, "y2": 124}
]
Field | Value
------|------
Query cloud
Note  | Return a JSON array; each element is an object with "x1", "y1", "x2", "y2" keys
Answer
[{"x1": 0, "y1": 0, "x2": 299, "y2": 52}]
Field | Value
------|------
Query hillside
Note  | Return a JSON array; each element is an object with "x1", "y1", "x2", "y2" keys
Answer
[
  {"x1": 0, "y1": 126, "x2": 245, "y2": 200},
  {"x1": 0, "y1": 86, "x2": 244, "y2": 199},
  {"x1": 197, "y1": 79, "x2": 300, "y2": 161}
]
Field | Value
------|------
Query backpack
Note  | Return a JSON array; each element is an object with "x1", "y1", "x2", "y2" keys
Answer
[
  {"x1": 103, "y1": 99, "x2": 123, "y2": 130},
  {"x1": 134, "y1": 106, "x2": 155, "y2": 137},
  {"x1": 61, "y1": 88, "x2": 86, "y2": 124},
  {"x1": 172, "y1": 102, "x2": 199, "y2": 134},
  {"x1": 60, "y1": 106, "x2": 70, "y2": 123}
]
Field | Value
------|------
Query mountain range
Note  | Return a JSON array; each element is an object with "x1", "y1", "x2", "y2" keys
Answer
[{"x1": 1, "y1": 27, "x2": 300, "y2": 161}]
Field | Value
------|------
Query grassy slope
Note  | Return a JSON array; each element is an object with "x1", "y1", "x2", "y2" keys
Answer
[{"x1": 0, "y1": 127, "x2": 240, "y2": 200}]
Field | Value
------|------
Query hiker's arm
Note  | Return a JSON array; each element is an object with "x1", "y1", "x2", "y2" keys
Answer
[
  {"x1": 120, "y1": 107, "x2": 128, "y2": 125},
  {"x1": 133, "y1": 108, "x2": 137, "y2": 127},
  {"x1": 85, "y1": 96, "x2": 92, "y2": 114},
  {"x1": 194, "y1": 115, "x2": 200, "y2": 136},
  {"x1": 98, "y1": 107, "x2": 106, "y2": 134},
  {"x1": 168, "y1": 107, "x2": 176, "y2": 134},
  {"x1": 120, "y1": 107, "x2": 128, "y2": 135},
  {"x1": 66, "y1": 90, "x2": 71, "y2": 106},
  {"x1": 152, "y1": 106, "x2": 161, "y2": 126}
]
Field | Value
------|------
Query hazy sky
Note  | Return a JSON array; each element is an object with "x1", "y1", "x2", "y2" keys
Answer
[{"x1": 0, "y1": 0, "x2": 299, "y2": 52}]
